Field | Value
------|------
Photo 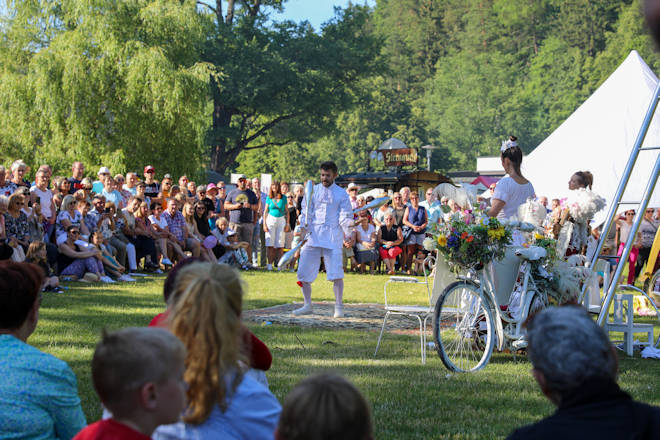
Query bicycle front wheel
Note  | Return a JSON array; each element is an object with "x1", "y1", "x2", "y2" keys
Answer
[{"x1": 433, "y1": 281, "x2": 495, "y2": 372}]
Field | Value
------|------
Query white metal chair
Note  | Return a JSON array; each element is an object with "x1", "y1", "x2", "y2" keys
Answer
[
  {"x1": 604, "y1": 293, "x2": 654, "y2": 356},
  {"x1": 374, "y1": 252, "x2": 453, "y2": 364}
]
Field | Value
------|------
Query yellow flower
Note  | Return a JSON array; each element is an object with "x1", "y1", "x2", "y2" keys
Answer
[
  {"x1": 488, "y1": 227, "x2": 505, "y2": 240},
  {"x1": 437, "y1": 234, "x2": 447, "y2": 247},
  {"x1": 534, "y1": 232, "x2": 544, "y2": 240}
]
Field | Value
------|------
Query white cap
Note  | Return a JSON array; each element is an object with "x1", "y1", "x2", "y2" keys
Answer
[
  {"x1": 347, "y1": 182, "x2": 359, "y2": 190},
  {"x1": 97, "y1": 166, "x2": 110, "y2": 176}
]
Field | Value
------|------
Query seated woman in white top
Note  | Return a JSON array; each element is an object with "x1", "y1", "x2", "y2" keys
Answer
[{"x1": 487, "y1": 136, "x2": 535, "y2": 221}]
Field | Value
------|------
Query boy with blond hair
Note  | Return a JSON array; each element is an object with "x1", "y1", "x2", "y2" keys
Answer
[{"x1": 73, "y1": 327, "x2": 186, "y2": 439}]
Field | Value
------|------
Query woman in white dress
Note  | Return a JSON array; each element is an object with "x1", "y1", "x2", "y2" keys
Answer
[
  {"x1": 487, "y1": 136, "x2": 535, "y2": 305},
  {"x1": 487, "y1": 136, "x2": 535, "y2": 221}
]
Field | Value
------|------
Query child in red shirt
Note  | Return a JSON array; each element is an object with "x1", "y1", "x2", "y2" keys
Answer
[{"x1": 73, "y1": 327, "x2": 186, "y2": 439}]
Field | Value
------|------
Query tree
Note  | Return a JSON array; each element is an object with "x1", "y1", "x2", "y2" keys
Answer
[
  {"x1": 0, "y1": 0, "x2": 212, "y2": 178},
  {"x1": 199, "y1": 1, "x2": 381, "y2": 174}
]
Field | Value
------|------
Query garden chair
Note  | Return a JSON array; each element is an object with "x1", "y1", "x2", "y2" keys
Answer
[{"x1": 374, "y1": 251, "x2": 453, "y2": 364}]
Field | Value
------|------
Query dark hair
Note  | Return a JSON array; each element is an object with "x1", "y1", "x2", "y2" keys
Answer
[
  {"x1": 66, "y1": 224, "x2": 79, "y2": 233},
  {"x1": 277, "y1": 373, "x2": 373, "y2": 440},
  {"x1": 0, "y1": 261, "x2": 44, "y2": 329},
  {"x1": 320, "y1": 161, "x2": 338, "y2": 175},
  {"x1": 149, "y1": 201, "x2": 160, "y2": 211},
  {"x1": 572, "y1": 171, "x2": 594, "y2": 190},
  {"x1": 500, "y1": 135, "x2": 523, "y2": 175},
  {"x1": 162, "y1": 257, "x2": 204, "y2": 303}
]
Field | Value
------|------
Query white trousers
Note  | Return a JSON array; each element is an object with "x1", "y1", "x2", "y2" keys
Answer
[
  {"x1": 297, "y1": 245, "x2": 343, "y2": 283},
  {"x1": 265, "y1": 215, "x2": 286, "y2": 248}
]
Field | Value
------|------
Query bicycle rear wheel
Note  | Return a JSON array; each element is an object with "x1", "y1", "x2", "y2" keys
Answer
[
  {"x1": 645, "y1": 269, "x2": 660, "y2": 297},
  {"x1": 433, "y1": 281, "x2": 495, "y2": 372}
]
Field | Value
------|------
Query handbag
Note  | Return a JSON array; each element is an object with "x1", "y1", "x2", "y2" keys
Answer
[{"x1": 401, "y1": 225, "x2": 413, "y2": 240}]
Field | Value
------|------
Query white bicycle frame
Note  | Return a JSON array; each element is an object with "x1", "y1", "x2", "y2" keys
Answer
[{"x1": 467, "y1": 259, "x2": 546, "y2": 352}]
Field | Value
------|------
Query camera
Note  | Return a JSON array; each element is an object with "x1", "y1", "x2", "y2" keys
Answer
[{"x1": 104, "y1": 208, "x2": 111, "y2": 213}]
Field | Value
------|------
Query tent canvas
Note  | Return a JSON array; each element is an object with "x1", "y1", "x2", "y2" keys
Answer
[{"x1": 522, "y1": 50, "x2": 660, "y2": 226}]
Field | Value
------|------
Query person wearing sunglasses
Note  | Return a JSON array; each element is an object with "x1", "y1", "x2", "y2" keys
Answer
[{"x1": 58, "y1": 225, "x2": 112, "y2": 283}]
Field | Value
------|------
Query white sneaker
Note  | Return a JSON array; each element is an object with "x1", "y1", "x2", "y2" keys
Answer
[
  {"x1": 161, "y1": 258, "x2": 173, "y2": 266},
  {"x1": 100, "y1": 276, "x2": 116, "y2": 283},
  {"x1": 267, "y1": 264, "x2": 273, "y2": 271},
  {"x1": 292, "y1": 304, "x2": 313, "y2": 316},
  {"x1": 118, "y1": 274, "x2": 136, "y2": 282},
  {"x1": 334, "y1": 305, "x2": 344, "y2": 318}
]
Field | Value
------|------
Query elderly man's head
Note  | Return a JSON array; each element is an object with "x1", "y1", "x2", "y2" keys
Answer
[{"x1": 527, "y1": 306, "x2": 617, "y2": 406}]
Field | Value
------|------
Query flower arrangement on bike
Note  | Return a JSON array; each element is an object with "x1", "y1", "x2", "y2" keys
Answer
[{"x1": 423, "y1": 208, "x2": 512, "y2": 273}]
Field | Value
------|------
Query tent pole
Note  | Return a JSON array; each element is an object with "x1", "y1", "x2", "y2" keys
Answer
[{"x1": 578, "y1": 82, "x2": 660, "y2": 306}]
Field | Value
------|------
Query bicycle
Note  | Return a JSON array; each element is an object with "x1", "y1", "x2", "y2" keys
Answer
[{"x1": 432, "y1": 247, "x2": 548, "y2": 372}]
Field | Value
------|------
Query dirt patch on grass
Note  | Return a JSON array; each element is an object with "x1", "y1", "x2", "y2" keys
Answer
[{"x1": 243, "y1": 301, "x2": 430, "y2": 335}]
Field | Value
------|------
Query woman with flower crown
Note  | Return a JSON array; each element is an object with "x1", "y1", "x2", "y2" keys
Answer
[
  {"x1": 486, "y1": 136, "x2": 536, "y2": 304},
  {"x1": 487, "y1": 136, "x2": 536, "y2": 223}
]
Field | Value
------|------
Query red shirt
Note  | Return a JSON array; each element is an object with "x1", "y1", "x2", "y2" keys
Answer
[{"x1": 73, "y1": 419, "x2": 151, "y2": 440}]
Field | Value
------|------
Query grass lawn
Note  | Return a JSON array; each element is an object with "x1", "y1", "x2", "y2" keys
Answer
[{"x1": 31, "y1": 271, "x2": 660, "y2": 439}]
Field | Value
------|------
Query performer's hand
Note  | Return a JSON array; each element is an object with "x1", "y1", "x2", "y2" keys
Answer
[{"x1": 298, "y1": 226, "x2": 308, "y2": 238}]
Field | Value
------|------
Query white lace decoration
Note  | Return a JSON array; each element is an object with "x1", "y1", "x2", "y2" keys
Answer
[{"x1": 500, "y1": 139, "x2": 518, "y2": 152}]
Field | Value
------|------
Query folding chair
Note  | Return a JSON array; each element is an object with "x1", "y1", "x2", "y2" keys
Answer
[{"x1": 374, "y1": 252, "x2": 452, "y2": 364}]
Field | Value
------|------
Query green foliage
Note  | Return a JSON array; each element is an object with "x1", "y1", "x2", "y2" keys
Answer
[
  {"x1": 0, "y1": 0, "x2": 213, "y2": 179},
  {"x1": 2, "y1": 0, "x2": 660, "y2": 182}
]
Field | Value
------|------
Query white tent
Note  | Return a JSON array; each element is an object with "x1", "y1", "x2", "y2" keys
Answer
[{"x1": 523, "y1": 50, "x2": 660, "y2": 226}]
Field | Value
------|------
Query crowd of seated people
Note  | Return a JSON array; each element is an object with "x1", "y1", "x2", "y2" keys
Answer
[{"x1": 0, "y1": 160, "x2": 307, "y2": 287}]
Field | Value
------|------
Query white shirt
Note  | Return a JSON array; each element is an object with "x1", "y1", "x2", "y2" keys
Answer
[
  {"x1": 30, "y1": 186, "x2": 54, "y2": 218},
  {"x1": 492, "y1": 176, "x2": 535, "y2": 221},
  {"x1": 149, "y1": 214, "x2": 169, "y2": 230},
  {"x1": 300, "y1": 183, "x2": 353, "y2": 249}
]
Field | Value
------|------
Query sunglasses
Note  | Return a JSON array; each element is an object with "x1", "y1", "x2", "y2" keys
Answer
[
  {"x1": 70, "y1": 230, "x2": 80, "y2": 235},
  {"x1": 626, "y1": 212, "x2": 635, "y2": 216}
]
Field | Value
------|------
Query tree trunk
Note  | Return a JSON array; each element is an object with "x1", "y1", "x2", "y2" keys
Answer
[{"x1": 225, "y1": 0, "x2": 235, "y2": 25}]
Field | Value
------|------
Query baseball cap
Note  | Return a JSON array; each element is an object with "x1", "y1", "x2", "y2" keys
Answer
[
  {"x1": 97, "y1": 166, "x2": 110, "y2": 176},
  {"x1": 227, "y1": 229, "x2": 236, "y2": 237},
  {"x1": 236, "y1": 174, "x2": 247, "y2": 180},
  {"x1": 207, "y1": 183, "x2": 218, "y2": 192},
  {"x1": 347, "y1": 182, "x2": 359, "y2": 190},
  {"x1": 144, "y1": 165, "x2": 155, "y2": 173}
]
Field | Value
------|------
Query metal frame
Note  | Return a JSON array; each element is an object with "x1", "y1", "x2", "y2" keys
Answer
[
  {"x1": 576, "y1": 83, "x2": 660, "y2": 329},
  {"x1": 374, "y1": 256, "x2": 434, "y2": 364}
]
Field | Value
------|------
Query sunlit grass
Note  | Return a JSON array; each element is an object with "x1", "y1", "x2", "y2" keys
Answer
[{"x1": 30, "y1": 271, "x2": 660, "y2": 439}]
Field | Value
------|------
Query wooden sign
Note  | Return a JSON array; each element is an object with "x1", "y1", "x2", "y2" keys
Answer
[{"x1": 383, "y1": 148, "x2": 418, "y2": 167}]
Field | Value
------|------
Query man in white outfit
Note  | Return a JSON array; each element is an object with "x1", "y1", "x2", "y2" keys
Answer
[{"x1": 294, "y1": 161, "x2": 354, "y2": 318}]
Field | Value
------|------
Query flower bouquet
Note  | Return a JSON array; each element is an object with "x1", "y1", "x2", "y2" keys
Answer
[
  {"x1": 424, "y1": 209, "x2": 512, "y2": 273},
  {"x1": 526, "y1": 234, "x2": 588, "y2": 305}
]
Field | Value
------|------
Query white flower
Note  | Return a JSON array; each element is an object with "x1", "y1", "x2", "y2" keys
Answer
[{"x1": 423, "y1": 237, "x2": 437, "y2": 251}]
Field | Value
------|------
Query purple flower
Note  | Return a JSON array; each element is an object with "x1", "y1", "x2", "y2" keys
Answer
[{"x1": 447, "y1": 235, "x2": 460, "y2": 249}]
